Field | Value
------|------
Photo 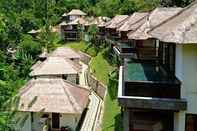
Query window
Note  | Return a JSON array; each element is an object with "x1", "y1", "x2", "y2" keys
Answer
[
  {"x1": 186, "y1": 114, "x2": 197, "y2": 131},
  {"x1": 136, "y1": 40, "x2": 157, "y2": 60},
  {"x1": 158, "y1": 42, "x2": 175, "y2": 75}
]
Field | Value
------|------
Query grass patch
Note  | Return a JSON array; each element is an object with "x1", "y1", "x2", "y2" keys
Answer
[
  {"x1": 90, "y1": 51, "x2": 112, "y2": 84},
  {"x1": 66, "y1": 41, "x2": 97, "y2": 57},
  {"x1": 102, "y1": 94, "x2": 122, "y2": 131}
]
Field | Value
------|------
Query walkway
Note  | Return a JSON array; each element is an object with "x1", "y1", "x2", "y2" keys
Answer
[
  {"x1": 79, "y1": 60, "x2": 103, "y2": 131},
  {"x1": 80, "y1": 92, "x2": 102, "y2": 131}
]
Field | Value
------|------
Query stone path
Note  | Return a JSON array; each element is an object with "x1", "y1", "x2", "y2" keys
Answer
[
  {"x1": 80, "y1": 92, "x2": 102, "y2": 131},
  {"x1": 79, "y1": 61, "x2": 103, "y2": 131}
]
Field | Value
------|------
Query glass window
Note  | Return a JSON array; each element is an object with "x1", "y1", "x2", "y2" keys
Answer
[{"x1": 158, "y1": 42, "x2": 175, "y2": 75}]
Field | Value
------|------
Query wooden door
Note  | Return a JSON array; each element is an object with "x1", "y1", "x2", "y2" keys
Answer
[{"x1": 52, "y1": 113, "x2": 60, "y2": 129}]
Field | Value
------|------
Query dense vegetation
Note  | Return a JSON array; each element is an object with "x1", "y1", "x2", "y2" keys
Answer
[{"x1": 0, "y1": 0, "x2": 194, "y2": 130}]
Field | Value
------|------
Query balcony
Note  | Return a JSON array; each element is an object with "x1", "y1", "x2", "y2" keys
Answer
[
  {"x1": 118, "y1": 60, "x2": 187, "y2": 111},
  {"x1": 64, "y1": 30, "x2": 80, "y2": 41},
  {"x1": 113, "y1": 41, "x2": 136, "y2": 58},
  {"x1": 105, "y1": 31, "x2": 120, "y2": 45}
]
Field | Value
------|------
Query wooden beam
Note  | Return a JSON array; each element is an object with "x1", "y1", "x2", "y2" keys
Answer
[{"x1": 118, "y1": 96, "x2": 187, "y2": 111}]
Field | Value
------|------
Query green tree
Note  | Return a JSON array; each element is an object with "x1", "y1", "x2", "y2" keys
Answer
[
  {"x1": 19, "y1": 35, "x2": 42, "y2": 58},
  {"x1": 87, "y1": 24, "x2": 99, "y2": 50}
]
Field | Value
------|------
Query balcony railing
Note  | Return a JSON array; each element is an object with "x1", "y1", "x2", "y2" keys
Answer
[
  {"x1": 118, "y1": 62, "x2": 187, "y2": 111},
  {"x1": 113, "y1": 41, "x2": 137, "y2": 58},
  {"x1": 124, "y1": 60, "x2": 181, "y2": 98},
  {"x1": 64, "y1": 30, "x2": 78, "y2": 33}
]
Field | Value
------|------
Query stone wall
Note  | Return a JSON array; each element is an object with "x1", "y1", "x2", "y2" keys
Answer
[
  {"x1": 86, "y1": 71, "x2": 106, "y2": 100},
  {"x1": 79, "y1": 51, "x2": 106, "y2": 99}
]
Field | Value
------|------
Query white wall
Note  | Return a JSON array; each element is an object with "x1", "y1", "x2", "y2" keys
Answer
[
  {"x1": 15, "y1": 112, "x2": 31, "y2": 131},
  {"x1": 32, "y1": 113, "x2": 45, "y2": 131},
  {"x1": 60, "y1": 114, "x2": 80, "y2": 130},
  {"x1": 69, "y1": 15, "x2": 80, "y2": 21},
  {"x1": 182, "y1": 45, "x2": 197, "y2": 113},
  {"x1": 175, "y1": 44, "x2": 197, "y2": 131}
]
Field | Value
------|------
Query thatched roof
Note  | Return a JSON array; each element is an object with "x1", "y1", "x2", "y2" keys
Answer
[
  {"x1": 97, "y1": 17, "x2": 111, "y2": 27},
  {"x1": 62, "y1": 12, "x2": 67, "y2": 17},
  {"x1": 149, "y1": 1, "x2": 197, "y2": 44},
  {"x1": 59, "y1": 21, "x2": 67, "y2": 26},
  {"x1": 116, "y1": 16, "x2": 131, "y2": 29},
  {"x1": 84, "y1": 17, "x2": 98, "y2": 26},
  {"x1": 67, "y1": 9, "x2": 87, "y2": 16},
  {"x1": 30, "y1": 57, "x2": 81, "y2": 76},
  {"x1": 84, "y1": 16, "x2": 111, "y2": 27},
  {"x1": 128, "y1": 8, "x2": 182, "y2": 40},
  {"x1": 71, "y1": 17, "x2": 86, "y2": 25},
  {"x1": 50, "y1": 47, "x2": 81, "y2": 59},
  {"x1": 18, "y1": 78, "x2": 90, "y2": 114},
  {"x1": 60, "y1": 18, "x2": 86, "y2": 26},
  {"x1": 117, "y1": 12, "x2": 149, "y2": 32},
  {"x1": 105, "y1": 15, "x2": 129, "y2": 29}
]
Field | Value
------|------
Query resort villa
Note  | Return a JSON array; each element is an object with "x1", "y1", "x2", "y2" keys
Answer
[
  {"x1": 15, "y1": 78, "x2": 89, "y2": 131},
  {"x1": 114, "y1": 12, "x2": 149, "y2": 59},
  {"x1": 149, "y1": 2, "x2": 197, "y2": 130},
  {"x1": 30, "y1": 57, "x2": 82, "y2": 84},
  {"x1": 104, "y1": 15, "x2": 129, "y2": 42},
  {"x1": 59, "y1": 9, "x2": 87, "y2": 41}
]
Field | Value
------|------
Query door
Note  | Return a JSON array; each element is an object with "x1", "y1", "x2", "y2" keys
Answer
[{"x1": 52, "y1": 113, "x2": 60, "y2": 129}]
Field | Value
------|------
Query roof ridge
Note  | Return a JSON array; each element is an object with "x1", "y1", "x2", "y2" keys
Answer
[
  {"x1": 128, "y1": 12, "x2": 149, "y2": 28},
  {"x1": 148, "y1": 2, "x2": 195, "y2": 33},
  {"x1": 127, "y1": 15, "x2": 148, "y2": 36},
  {"x1": 64, "y1": 58, "x2": 81, "y2": 73},
  {"x1": 179, "y1": 10, "x2": 197, "y2": 43},
  {"x1": 61, "y1": 80, "x2": 82, "y2": 113},
  {"x1": 128, "y1": 7, "x2": 183, "y2": 40},
  {"x1": 30, "y1": 57, "x2": 79, "y2": 76},
  {"x1": 116, "y1": 15, "x2": 130, "y2": 28},
  {"x1": 63, "y1": 79, "x2": 90, "y2": 92},
  {"x1": 30, "y1": 60, "x2": 45, "y2": 76},
  {"x1": 18, "y1": 79, "x2": 35, "y2": 96}
]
